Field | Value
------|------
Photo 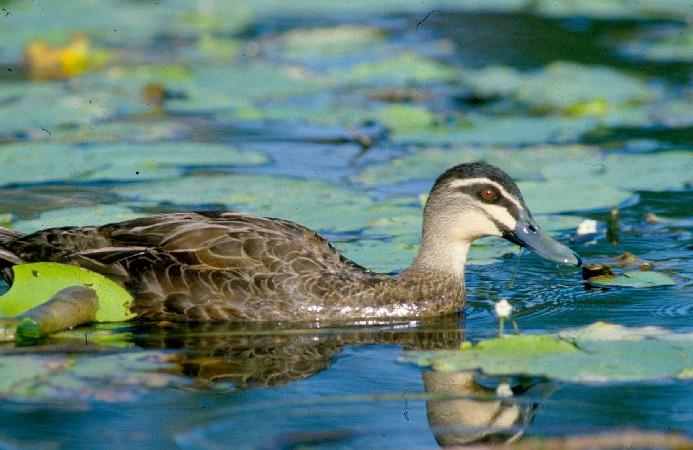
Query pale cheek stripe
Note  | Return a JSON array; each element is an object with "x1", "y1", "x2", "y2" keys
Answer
[
  {"x1": 482, "y1": 205, "x2": 517, "y2": 230},
  {"x1": 448, "y1": 178, "x2": 524, "y2": 211}
]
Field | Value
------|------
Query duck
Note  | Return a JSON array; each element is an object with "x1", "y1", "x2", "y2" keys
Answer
[{"x1": 0, "y1": 162, "x2": 580, "y2": 323}]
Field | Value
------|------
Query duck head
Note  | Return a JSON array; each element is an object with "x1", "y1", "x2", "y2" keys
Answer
[{"x1": 413, "y1": 162, "x2": 580, "y2": 275}]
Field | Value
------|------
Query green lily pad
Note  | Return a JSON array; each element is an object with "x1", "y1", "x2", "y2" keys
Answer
[
  {"x1": 11, "y1": 205, "x2": 142, "y2": 234},
  {"x1": 678, "y1": 368, "x2": 693, "y2": 379},
  {"x1": 0, "y1": 262, "x2": 134, "y2": 322},
  {"x1": 194, "y1": 63, "x2": 329, "y2": 101},
  {"x1": 0, "y1": 142, "x2": 267, "y2": 186},
  {"x1": 116, "y1": 174, "x2": 375, "y2": 233},
  {"x1": 376, "y1": 104, "x2": 436, "y2": 136},
  {"x1": 517, "y1": 179, "x2": 631, "y2": 213},
  {"x1": 406, "y1": 323, "x2": 693, "y2": 383},
  {"x1": 542, "y1": 151, "x2": 693, "y2": 192},
  {"x1": 279, "y1": 25, "x2": 386, "y2": 57},
  {"x1": 52, "y1": 117, "x2": 195, "y2": 144},
  {"x1": 461, "y1": 62, "x2": 655, "y2": 113},
  {"x1": 396, "y1": 115, "x2": 597, "y2": 146},
  {"x1": 331, "y1": 52, "x2": 457, "y2": 86},
  {"x1": 0, "y1": 82, "x2": 114, "y2": 137},
  {"x1": 588, "y1": 270, "x2": 677, "y2": 288}
]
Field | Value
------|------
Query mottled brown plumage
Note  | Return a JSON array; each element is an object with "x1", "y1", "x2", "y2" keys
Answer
[
  {"x1": 0, "y1": 211, "x2": 462, "y2": 322},
  {"x1": 0, "y1": 163, "x2": 579, "y2": 323}
]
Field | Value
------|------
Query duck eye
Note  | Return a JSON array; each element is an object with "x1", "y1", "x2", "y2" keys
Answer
[{"x1": 479, "y1": 187, "x2": 499, "y2": 203}]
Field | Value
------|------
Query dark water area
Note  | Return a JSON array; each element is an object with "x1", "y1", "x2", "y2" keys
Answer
[{"x1": 0, "y1": 1, "x2": 691, "y2": 448}]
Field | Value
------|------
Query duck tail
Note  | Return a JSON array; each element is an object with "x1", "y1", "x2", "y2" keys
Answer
[
  {"x1": 0, "y1": 226, "x2": 24, "y2": 266},
  {"x1": 0, "y1": 226, "x2": 23, "y2": 244}
]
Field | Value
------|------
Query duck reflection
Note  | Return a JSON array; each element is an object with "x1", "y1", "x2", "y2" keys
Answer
[
  {"x1": 424, "y1": 371, "x2": 556, "y2": 446},
  {"x1": 133, "y1": 315, "x2": 553, "y2": 447}
]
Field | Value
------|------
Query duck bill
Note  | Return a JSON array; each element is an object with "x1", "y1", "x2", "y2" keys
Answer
[{"x1": 503, "y1": 213, "x2": 581, "y2": 266}]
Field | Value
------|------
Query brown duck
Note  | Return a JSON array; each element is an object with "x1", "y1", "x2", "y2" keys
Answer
[{"x1": 0, "y1": 163, "x2": 580, "y2": 323}]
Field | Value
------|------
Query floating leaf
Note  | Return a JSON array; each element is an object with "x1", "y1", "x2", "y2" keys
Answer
[
  {"x1": 517, "y1": 179, "x2": 631, "y2": 213},
  {"x1": 0, "y1": 142, "x2": 267, "y2": 186},
  {"x1": 678, "y1": 368, "x2": 693, "y2": 379},
  {"x1": 406, "y1": 323, "x2": 693, "y2": 383},
  {"x1": 117, "y1": 173, "x2": 375, "y2": 233},
  {"x1": 332, "y1": 52, "x2": 457, "y2": 86},
  {"x1": 194, "y1": 63, "x2": 328, "y2": 101},
  {"x1": 543, "y1": 151, "x2": 693, "y2": 192},
  {"x1": 279, "y1": 25, "x2": 385, "y2": 57},
  {"x1": 0, "y1": 82, "x2": 114, "y2": 137},
  {"x1": 376, "y1": 104, "x2": 436, "y2": 136},
  {"x1": 0, "y1": 262, "x2": 134, "y2": 322},
  {"x1": 588, "y1": 270, "x2": 677, "y2": 288},
  {"x1": 396, "y1": 115, "x2": 597, "y2": 146},
  {"x1": 11, "y1": 205, "x2": 142, "y2": 233},
  {"x1": 461, "y1": 62, "x2": 655, "y2": 113}
]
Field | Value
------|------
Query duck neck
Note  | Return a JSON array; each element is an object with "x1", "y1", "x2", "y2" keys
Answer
[{"x1": 406, "y1": 215, "x2": 471, "y2": 279}]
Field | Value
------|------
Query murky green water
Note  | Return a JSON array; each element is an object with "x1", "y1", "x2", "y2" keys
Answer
[{"x1": 0, "y1": 1, "x2": 691, "y2": 448}]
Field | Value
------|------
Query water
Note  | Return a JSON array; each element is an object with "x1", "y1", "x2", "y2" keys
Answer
[{"x1": 0, "y1": 1, "x2": 691, "y2": 448}]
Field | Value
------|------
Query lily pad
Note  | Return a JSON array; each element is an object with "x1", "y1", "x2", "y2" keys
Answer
[
  {"x1": 279, "y1": 25, "x2": 386, "y2": 57},
  {"x1": 194, "y1": 63, "x2": 329, "y2": 101},
  {"x1": 405, "y1": 323, "x2": 693, "y2": 383},
  {"x1": 517, "y1": 179, "x2": 631, "y2": 213},
  {"x1": 0, "y1": 82, "x2": 114, "y2": 137},
  {"x1": 588, "y1": 270, "x2": 677, "y2": 288},
  {"x1": 542, "y1": 151, "x2": 693, "y2": 192},
  {"x1": 0, "y1": 262, "x2": 134, "y2": 322},
  {"x1": 116, "y1": 173, "x2": 375, "y2": 233},
  {"x1": 0, "y1": 142, "x2": 267, "y2": 185},
  {"x1": 460, "y1": 62, "x2": 655, "y2": 113},
  {"x1": 397, "y1": 115, "x2": 597, "y2": 146},
  {"x1": 331, "y1": 52, "x2": 457, "y2": 86},
  {"x1": 376, "y1": 104, "x2": 436, "y2": 136},
  {"x1": 11, "y1": 205, "x2": 142, "y2": 233}
]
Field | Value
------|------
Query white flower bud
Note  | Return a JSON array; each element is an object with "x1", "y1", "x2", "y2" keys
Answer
[
  {"x1": 576, "y1": 219, "x2": 598, "y2": 235},
  {"x1": 496, "y1": 382, "x2": 513, "y2": 398},
  {"x1": 494, "y1": 299, "x2": 513, "y2": 319}
]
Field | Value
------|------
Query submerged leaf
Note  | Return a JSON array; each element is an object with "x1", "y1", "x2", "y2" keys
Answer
[{"x1": 0, "y1": 262, "x2": 134, "y2": 322}]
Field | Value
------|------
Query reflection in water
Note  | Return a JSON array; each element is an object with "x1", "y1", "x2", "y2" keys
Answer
[
  {"x1": 134, "y1": 315, "x2": 553, "y2": 447},
  {"x1": 424, "y1": 372, "x2": 557, "y2": 446}
]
